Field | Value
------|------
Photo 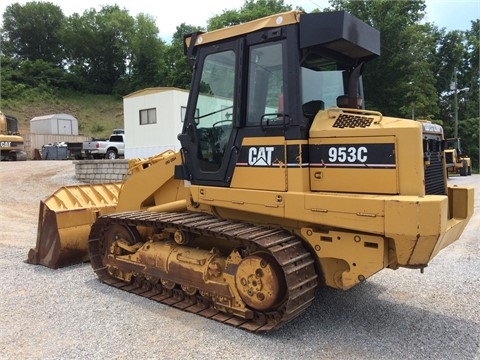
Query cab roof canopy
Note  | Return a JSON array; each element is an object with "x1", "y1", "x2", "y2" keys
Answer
[{"x1": 184, "y1": 10, "x2": 380, "y2": 64}]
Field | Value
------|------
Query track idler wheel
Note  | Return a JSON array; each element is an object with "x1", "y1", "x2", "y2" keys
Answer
[
  {"x1": 235, "y1": 253, "x2": 286, "y2": 311},
  {"x1": 104, "y1": 224, "x2": 140, "y2": 281},
  {"x1": 105, "y1": 224, "x2": 140, "y2": 255}
]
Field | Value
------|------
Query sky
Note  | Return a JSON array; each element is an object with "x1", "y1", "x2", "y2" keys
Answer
[{"x1": 0, "y1": 0, "x2": 479, "y2": 43}]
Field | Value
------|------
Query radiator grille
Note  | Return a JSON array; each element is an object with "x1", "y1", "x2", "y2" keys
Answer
[{"x1": 425, "y1": 152, "x2": 446, "y2": 195}]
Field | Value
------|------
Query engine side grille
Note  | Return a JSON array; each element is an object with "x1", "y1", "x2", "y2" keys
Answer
[{"x1": 425, "y1": 152, "x2": 446, "y2": 195}]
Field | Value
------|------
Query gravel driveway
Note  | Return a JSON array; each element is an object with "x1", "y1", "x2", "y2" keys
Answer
[{"x1": 0, "y1": 161, "x2": 479, "y2": 360}]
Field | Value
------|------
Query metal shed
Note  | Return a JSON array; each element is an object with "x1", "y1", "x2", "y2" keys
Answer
[{"x1": 30, "y1": 114, "x2": 79, "y2": 135}]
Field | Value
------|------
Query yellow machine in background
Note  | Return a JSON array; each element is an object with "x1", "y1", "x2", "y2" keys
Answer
[
  {"x1": 445, "y1": 137, "x2": 472, "y2": 176},
  {"x1": 0, "y1": 111, "x2": 27, "y2": 161},
  {"x1": 28, "y1": 11, "x2": 474, "y2": 332}
]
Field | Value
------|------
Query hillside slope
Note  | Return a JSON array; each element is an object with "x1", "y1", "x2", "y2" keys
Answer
[{"x1": 1, "y1": 93, "x2": 124, "y2": 138}]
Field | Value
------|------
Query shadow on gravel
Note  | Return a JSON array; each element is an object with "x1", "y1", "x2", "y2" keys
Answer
[
  {"x1": 77, "y1": 270, "x2": 478, "y2": 359},
  {"x1": 15, "y1": 235, "x2": 480, "y2": 360},
  {"x1": 269, "y1": 283, "x2": 479, "y2": 359}
]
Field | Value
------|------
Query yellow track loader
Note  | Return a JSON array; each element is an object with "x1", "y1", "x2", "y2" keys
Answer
[
  {"x1": 444, "y1": 137, "x2": 472, "y2": 176},
  {"x1": 28, "y1": 11, "x2": 474, "y2": 332},
  {"x1": 0, "y1": 111, "x2": 27, "y2": 161}
]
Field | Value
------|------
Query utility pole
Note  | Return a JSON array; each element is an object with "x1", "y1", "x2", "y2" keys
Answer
[
  {"x1": 453, "y1": 68, "x2": 458, "y2": 138},
  {"x1": 451, "y1": 68, "x2": 469, "y2": 140}
]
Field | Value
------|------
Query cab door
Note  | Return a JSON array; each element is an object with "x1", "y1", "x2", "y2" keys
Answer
[
  {"x1": 230, "y1": 41, "x2": 287, "y2": 192},
  {"x1": 179, "y1": 42, "x2": 239, "y2": 187}
]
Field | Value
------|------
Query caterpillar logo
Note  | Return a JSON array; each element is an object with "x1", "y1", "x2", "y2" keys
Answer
[
  {"x1": 1, "y1": 141, "x2": 12, "y2": 147},
  {"x1": 236, "y1": 144, "x2": 284, "y2": 167},
  {"x1": 248, "y1": 146, "x2": 274, "y2": 166}
]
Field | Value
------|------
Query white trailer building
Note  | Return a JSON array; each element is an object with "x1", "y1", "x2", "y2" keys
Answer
[{"x1": 123, "y1": 87, "x2": 189, "y2": 159}]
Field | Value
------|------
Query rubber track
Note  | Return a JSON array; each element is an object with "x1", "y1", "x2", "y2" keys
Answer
[{"x1": 88, "y1": 211, "x2": 318, "y2": 332}]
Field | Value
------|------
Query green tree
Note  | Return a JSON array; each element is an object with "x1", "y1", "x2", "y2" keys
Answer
[
  {"x1": 1, "y1": 2, "x2": 68, "y2": 102},
  {"x1": 0, "y1": 56, "x2": 25, "y2": 101},
  {"x1": 462, "y1": 20, "x2": 479, "y2": 122},
  {"x1": 118, "y1": 13, "x2": 168, "y2": 94},
  {"x1": 451, "y1": 20, "x2": 479, "y2": 170},
  {"x1": 430, "y1": 21, "x2": 478, "y2": 171},
  {"x1": 164, "y1": 23, "x2": 204, "y2": 89},
  {"x1": 457, "y1": 117, "x2": 479, "y2": 170},
  {"x1": 62, "y1": 5, "x2": 134, "y2": 94},
  {"x1": 398, "y1": 23, "x2": 440, "y2": 120},
  {"x1": 434, "y1": 30, "x2": 465, "y2": 124},
  {"x1": 1, "y1": 1, "x2": 65, "y2": 64}
]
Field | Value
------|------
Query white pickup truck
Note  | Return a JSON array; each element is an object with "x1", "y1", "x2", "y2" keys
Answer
[{"x1": 82, "y1": 133, "x2": 125, "y2": 159}]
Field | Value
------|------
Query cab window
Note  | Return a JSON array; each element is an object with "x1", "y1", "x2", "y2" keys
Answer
[
  {"x1": 246, "y1": 42, "x2": 284, "y2": 126},
  {"x1": 194, "y1": 50, "x2": 236, "y2": 172}
]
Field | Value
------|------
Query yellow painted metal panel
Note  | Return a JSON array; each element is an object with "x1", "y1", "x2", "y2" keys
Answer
[
  {"x1": 193, "y1": 186, "x2": 285, "y2": 219},
  {"x1": 300, "y1": 228, "x2": 386, "y2": 289},
  {"x1": 309, "y1": 110, "x2": 425, "y2": 196},
  {"x1": 230, "y1": 137, "x2": 286, "y2": 191},
  {"x1": 309, "y1": 136, "x2": 398, "y2": 194},
  {"x1": 299, "y1": 192, "x2": 385, "y2": 234}
]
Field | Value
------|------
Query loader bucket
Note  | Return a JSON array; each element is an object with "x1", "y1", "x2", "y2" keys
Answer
[{"x1": 27, "y1": 183, "x2": 121, "y2": 268}]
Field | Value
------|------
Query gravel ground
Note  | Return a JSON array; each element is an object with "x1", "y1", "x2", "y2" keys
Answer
[{"x1": 0, "y1": 160, "x2": 479, "y2": 360}]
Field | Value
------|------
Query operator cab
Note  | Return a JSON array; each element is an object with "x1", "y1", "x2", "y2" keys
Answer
[
  {"x1": 176, "y1": 11, "x2": 380, "y2": 187},
  {"x1": 1, "y1": 113, "x2": 20, "y2": 135}
]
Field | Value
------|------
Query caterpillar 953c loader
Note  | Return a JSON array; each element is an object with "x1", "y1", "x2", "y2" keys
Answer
[{"x1": 28, "y1": 11, "x2": 474, "y2": 332}]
